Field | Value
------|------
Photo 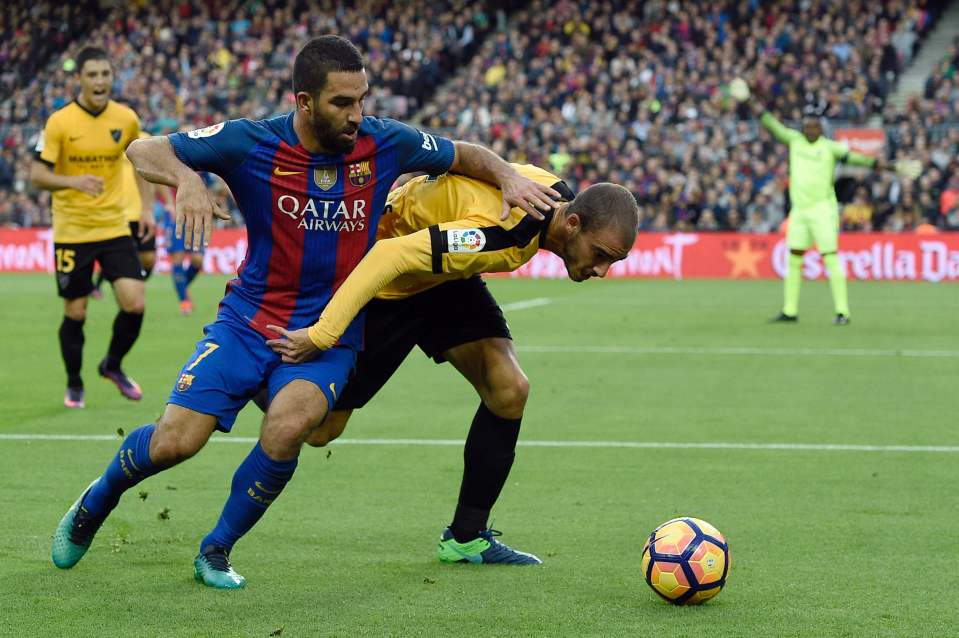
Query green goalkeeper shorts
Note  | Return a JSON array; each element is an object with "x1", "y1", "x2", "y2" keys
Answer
[{"x1": 786, "y1": 200, "x2": 840, "y2": 254}]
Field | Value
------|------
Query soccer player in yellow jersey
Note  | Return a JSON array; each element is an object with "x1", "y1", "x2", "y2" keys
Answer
[
  {"x1": 92, "y1": 132, "x2": 157, "y2": 298},
  {"x1": 30, "y1": 47, "x2": 155, "y2": 408},
  {"x1": 265, "y1": 166, "x2": 639, "y2": 564}
]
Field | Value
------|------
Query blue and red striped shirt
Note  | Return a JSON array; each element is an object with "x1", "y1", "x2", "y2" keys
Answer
[{"x1": 169, "y1": 114, "x2": 454, "y2": 350}]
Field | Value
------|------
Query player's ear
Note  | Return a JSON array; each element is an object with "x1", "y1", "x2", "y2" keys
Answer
[
  {"x1": 295, "y1": 92, "x2": 313, "y2": 114},
  {"x1": 564, "y1": 212, "x2": 581, "y2": 237}
]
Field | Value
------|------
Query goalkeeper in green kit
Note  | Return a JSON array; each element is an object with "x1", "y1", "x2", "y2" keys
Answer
[{"x1": 736, "y1": 81, "x2": 889, "y2": 325}]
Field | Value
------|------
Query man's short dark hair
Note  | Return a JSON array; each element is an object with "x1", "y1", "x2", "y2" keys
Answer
[
  {"x1": 567, "y1": 182, "x2": 640, "y2": 240},
  {"x1": 75, "y1": 47, "x2": 109, "y2": 74},
  {"x1": 293, "y1": 36, "x2": 365, "y2": 96}
]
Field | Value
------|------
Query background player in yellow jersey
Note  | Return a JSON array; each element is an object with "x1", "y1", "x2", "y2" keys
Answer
[
  {"x1": 30, "y1": 47, "x2": 156, "y2": 408},
  {"x1": 92, "y1": 132, "x2": 157, "y2": 298},
  {"x1": 264, "y1": 166, "x2": 639, "y2": 564}
]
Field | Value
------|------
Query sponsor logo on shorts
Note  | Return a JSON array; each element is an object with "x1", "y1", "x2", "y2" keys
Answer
[
  {"x1": 447, "y1": 229, "x2": 486, "y2": 253},
  {"x1": 176, "y1": 373, "x2": 195, "y2": 392}
]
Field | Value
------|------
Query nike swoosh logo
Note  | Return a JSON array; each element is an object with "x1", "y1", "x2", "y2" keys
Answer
[
  {"x1": 254, "y1": 481, "x2": 282, "y2": 495},
  {"x1": 69, "y1": 136, "x2": 82, "y2": 142},
  {"x1": 274, "y1": 167, "x2": 303, "y2": 176},
  {"x1": 329, "y1": 383, "x2": 337, "y2": 401}
]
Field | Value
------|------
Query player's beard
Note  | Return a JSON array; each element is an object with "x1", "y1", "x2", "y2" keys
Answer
[{"x1": 311, "y1": 113, "x2": 358, "y2": 155}]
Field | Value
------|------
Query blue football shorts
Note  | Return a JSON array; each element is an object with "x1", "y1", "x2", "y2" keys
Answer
[{"x1": 167, "y1": 313, "x2": 356, "y2": 431}]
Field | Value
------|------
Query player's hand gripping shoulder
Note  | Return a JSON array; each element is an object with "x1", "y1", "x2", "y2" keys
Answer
[
  {"x1": 498, "y1": 169, "x2": 561, "y2": 221},
  {"x1": 265, "y1": 325, "x2": 320, "y2": 363}
]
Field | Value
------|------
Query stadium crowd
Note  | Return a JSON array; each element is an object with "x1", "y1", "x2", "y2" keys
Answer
[{"x1": 1, "y1": 0, "x2": 957, "y2": 233}]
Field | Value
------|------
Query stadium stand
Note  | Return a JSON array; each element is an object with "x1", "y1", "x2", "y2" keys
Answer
[{"x1": 1, "y1": 0, "x2": 956, "y2": 232}]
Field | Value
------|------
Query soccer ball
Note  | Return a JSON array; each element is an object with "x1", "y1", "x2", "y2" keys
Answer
[{"x1": 641, "y1": 517, "x2": 731, "y2": 605}]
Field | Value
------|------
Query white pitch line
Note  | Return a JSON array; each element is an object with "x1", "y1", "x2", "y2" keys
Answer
[
  {"x1": 0, "y1": 433, "x2": 955, "y2": 453},
  {"x1": 514, "y1": 345, "x2": 959, "y2": 358},
  {"x1": 499, "y1": 297, "x2": 552, "y2": 312}
]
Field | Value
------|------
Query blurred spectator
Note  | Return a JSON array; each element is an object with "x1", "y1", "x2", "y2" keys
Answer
[{"x1": 843, "y1": 186, "x2": 876, "y2": 231}]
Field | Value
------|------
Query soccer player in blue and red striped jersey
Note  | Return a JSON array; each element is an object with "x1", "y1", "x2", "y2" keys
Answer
[{"x1": 50, "y1": 35, "x2": 560, "y2": 589}]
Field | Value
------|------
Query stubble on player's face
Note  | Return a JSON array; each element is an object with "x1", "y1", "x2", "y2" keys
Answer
[
  {"x1": 562, "y1": 222, "x2": 632, "y2": 282},
  {"x1": 310, "y1": 70, "x2": 369, "y2": 155},
  {"x1": 79, "y1": 60, "x2": 113, "y2": 112}
]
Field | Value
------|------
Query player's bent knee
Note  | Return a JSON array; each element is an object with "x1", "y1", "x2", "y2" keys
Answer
[
  {"x1": 64, "y1": 307, "x2": 87, "y2": 321},
  {"x1": 152, "y1": 406, "x2": 216, "y2": 464},
  {"x1": 306, "y1": 411, "x2": 352, "y2": 447},
  {"x1": 484, "y1": 370, "x2": 530, "y2": 419}
]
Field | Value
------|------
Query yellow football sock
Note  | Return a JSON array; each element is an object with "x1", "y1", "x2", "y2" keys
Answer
[
  {"x1": 782, "y1": 252, "x2": 803, "y2": 317},
  {"x1": 823, "y1": 252, "x2": 849, "y2": 316}
]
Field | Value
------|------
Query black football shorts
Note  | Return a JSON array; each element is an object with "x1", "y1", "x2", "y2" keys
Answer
[
  {"x1": 335, "y1": 276, "x2": 511, "y2": 410},
  {"x1": 54, "y1": 235, "x2": 145, "y2": 299}
]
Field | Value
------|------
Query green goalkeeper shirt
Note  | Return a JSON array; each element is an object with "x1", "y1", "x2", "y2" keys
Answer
[{"x1": 760, "y1": 112, "x2": 876, "y2": 211}]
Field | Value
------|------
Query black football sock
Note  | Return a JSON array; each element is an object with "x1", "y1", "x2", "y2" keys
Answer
[
  {"x1": 105, "y1": 310, "x2": 144, "y2": 371},
  {"x1": 59, "y1": 316, "x2": 85, "y2": 388},
  {"x1": 450, "y1": 403, "x2": 522, "y2": 543}
]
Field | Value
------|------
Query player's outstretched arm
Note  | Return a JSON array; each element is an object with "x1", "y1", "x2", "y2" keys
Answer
[
  {"x1": 450, "y1": 142, "x2": 561, "y2": 220},
  {"x1": 266, "y1": 232, "x2": 434, "y2": 361},
  {"x1": 757, "y1": 110, "x2": 800, "y2": 144},
  {"x1": 126, "y1": 137, "x2": 229, "y2": 249}
]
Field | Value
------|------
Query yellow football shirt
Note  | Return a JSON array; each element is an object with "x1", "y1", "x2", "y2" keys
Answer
[
  {"x1": 376, "y1": 164, "x2": 569, "y2": 299},
  {"x1": 308, "y1": 164, "x2": 573, "y2": 349},
  {"x1": 35, "y1": 100, "x2": 142, "y2": 242}
]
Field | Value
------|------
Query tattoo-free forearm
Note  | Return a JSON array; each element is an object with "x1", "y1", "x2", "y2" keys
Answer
[
  {"x1": 29, "y1": 162, "x2": 74, "y2": 192},
  {"x1": 449, "y1": 141, "x2": 515, "y2": 186},
  {"x1": 126, "y1": 137, "x2": 201, "y2": 188}
]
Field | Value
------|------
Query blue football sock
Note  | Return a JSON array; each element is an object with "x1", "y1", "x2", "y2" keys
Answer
[
  {"x1": 200, "y1": 442, "x2": 298, "y2": 552},
  {"x1": 172, "y1": 263, "x2": 189, "y2": 301},
  {"x1": 83, "y1": 424, "x2": 158, "y2": 519},
  {"x1": 185, "y1": 263, "x2": 200, "y2": 286}
]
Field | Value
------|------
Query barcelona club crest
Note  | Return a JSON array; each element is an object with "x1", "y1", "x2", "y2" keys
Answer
[
  {"x1": 176, "y1": 373, "x2": 195, "y2": 392},
  {"x1": 315, "y1": 166, "x2": 337, "y2": 191},
  {"x1": 348, "y1": 161, "x2": 372, "y2": 187},
  {"x1": 110, "y1": 128, "x2": 122, "y2": 143}
]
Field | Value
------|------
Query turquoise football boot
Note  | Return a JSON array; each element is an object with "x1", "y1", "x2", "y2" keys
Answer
[
  {"x1": 437, "y1": 528, "x2": 542, "y2": 565},
  {"x1": 52, "y1": 479, "x2": 103, "y2": 569},
  {"x1": 194, "y1": 545, "x2": 246, "y2": 589}
]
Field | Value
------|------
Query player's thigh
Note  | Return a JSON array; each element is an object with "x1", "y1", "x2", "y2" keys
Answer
[
  {"x1": 151, "y1": 402, "x2": 219, "y2": 463},
  {"x1": 54, "y1": 241, "x2": 97, "y2": 301},
  {"x1": 444, "y1": 338, "x2": 529, "y2": 417},
  {"x1": 99, "y1": 236, "x2": 146, "y2": 310},
  {"x1": 333, "y1": 296, "x2": 425, "y2": 412},
  {"x1": 268, "y1": 346, "x2": 356, "y2": 421},
  {"x1": 167, "y1": 319, "x2": 270, "y2": 433},
  {"x1": 785, "y1": 209, "x2": 814, "y2": 252},
  {"x1": 139, "y1": 250, "x2": 157, "y2": 273},
  {"x1": 808, "y1": 203, "x2": 840, "y2": 254},
  {"x1": 417, "y1": 277, "x2": 512, "y2": 365}
]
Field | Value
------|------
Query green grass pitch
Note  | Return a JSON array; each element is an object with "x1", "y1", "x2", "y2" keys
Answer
[{"x1": 0, "y1": 273, "x2": 956, "y2": 637}]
